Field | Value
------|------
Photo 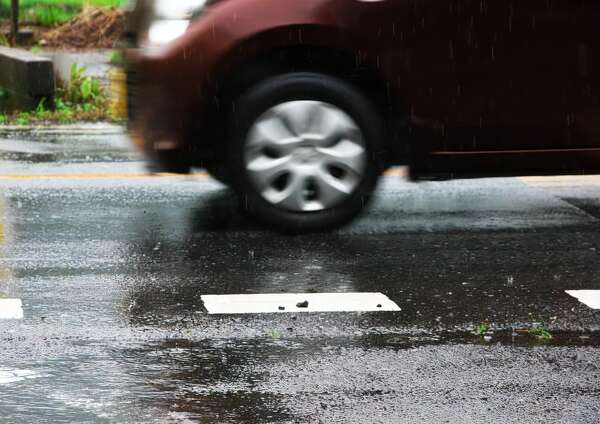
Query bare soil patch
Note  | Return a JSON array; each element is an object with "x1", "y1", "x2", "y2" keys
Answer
[{"x1": 40, "y1": 7, "x2": 124, "y2": 49}]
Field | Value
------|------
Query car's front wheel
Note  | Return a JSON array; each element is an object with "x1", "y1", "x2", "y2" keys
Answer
[{"x1": 227, "y1": 73, "x2": 384, "y2": 232}]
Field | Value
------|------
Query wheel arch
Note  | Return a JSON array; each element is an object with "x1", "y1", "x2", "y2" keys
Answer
[{"x1": 199, "y1": 34, "x2": 408, "y2": 165}]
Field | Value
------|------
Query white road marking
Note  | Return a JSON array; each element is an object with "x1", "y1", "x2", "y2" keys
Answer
[
  {"x1": 565, "y1": 290, "x2": 600, "y2": 310},
  {"x1": 201, "y1": 292, "x2": 400, "y2": 315},
  {"x1": 0, "y1": 298, "x2": 24, "y2": 319},
  {"x1": 519, "y1": 175, "x2": 600, "y2": 187},
  {"x1": 0, "y1": 368, "x2": 40, "y2": 385}
]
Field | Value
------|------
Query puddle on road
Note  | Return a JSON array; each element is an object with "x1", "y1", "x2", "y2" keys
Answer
[{"x1": 0, "y1": 129, "x2": 134, "y2": 165}]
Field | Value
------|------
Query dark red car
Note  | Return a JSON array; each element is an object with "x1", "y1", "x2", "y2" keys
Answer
[{"x1": 124, "y1": 0, "x2": 600, "y2": 231}]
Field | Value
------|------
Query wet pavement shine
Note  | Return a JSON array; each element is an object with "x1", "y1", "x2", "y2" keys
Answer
[{"x1": 0, "y1": 127, "x2": 599, "y2": 423}]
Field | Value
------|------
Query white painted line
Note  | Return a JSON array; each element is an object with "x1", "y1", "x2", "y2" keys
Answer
[
  {"x1": 566, "y1": 290, "x2": 600, "y2": 310},
  {"x1": 0, "y1": 368, "x2": 40, "y2": 385},
  {"x1": 519, "y1": 175, "x2": 600, "y2": 187},
  {"x1": 0, "y1": 298, "x2": 24, "y2": 319},
  {"x1": 201, "y1": 292, "x2": 400, "y2": 315}
]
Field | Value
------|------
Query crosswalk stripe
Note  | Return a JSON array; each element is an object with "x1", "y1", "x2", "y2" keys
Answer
[
  {"x1": 0, "y1": 298, "x2": 23, "y2": 320},
  {"x1": 565, "y1": 290, "x2": 600, "y2": 310},
  {"x1": 201, "y1": 292, "x2": 400, "y2": 315}
]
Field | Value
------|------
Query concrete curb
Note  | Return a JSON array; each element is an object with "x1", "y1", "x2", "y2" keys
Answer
[{"x1": 0, "y1": 47, "x2": 55, "y2": 112}]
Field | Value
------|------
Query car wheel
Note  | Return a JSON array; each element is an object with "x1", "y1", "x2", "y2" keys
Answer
[
  {"x1": 227, "y1": 72, "x2": 384, "y2": 232},
  {"x1": 204, "y1": 161, "x2": 231, "y2": 186}
]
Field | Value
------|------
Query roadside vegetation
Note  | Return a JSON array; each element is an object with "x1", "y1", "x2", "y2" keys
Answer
[
  {"x1": 0, "y1": 63, "x2": 124, "y2": 125},
  {"x1": 0, "y1": 1, "x2": 127, "y2": 125},
  {"x1": 0, "y1": 0, "x2": 125, "y2": 27},
  {"x1": 523, "y1": 324, "x2": 553, "y2": 341},
  {"x1": 472, "y1": 321, "x2": 553, "y2": 343}
]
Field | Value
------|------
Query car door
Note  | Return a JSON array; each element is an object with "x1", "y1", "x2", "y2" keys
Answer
[
  {"x1": 345, "y1": 0, "x2": 600, "y2": 173},
  {"x1": 546, "y1": 1, "x2": 600, "y2": 149},
  {"x1": 404, "y1": 0, "x2": 600, "y2": 151},
  {"x1": 481, "y1": 0, "x2": 600, "y2": 151}
]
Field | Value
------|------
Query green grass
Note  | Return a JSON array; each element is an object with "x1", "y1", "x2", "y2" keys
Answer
[{"x1": 0, "y1": 0, "x2": 127, "y2": 27}]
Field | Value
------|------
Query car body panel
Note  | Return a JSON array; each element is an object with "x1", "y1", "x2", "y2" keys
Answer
[{"x1": 126, "y1": 0, "x2": 600, "y2": 178}]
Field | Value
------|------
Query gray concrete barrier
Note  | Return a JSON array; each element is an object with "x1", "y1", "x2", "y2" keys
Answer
[{"x1": 0, "y1": 47, "x2": 55, "y2": 112}]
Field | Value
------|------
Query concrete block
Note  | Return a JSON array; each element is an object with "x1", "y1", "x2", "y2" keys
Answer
[
  {"x1": 0, "y1": 47, "x2": 55, "y2": 112},
  {"x1": 2, "y1": 29, "x2": 35, "y2": 45}
]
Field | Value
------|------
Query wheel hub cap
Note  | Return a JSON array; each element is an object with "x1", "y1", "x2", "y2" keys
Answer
[{"x1": 244, "y1": 101, "x2": 367, "y2": 212}]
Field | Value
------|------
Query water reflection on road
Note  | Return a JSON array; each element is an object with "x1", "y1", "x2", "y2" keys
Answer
[{"x1": 0, "y1": 164, "x2": 599, "y2": 421}]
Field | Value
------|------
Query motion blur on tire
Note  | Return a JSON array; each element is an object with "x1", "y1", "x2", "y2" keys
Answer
[{"x1": 121, "y1": 0, "x2": 600, "y2": 232}]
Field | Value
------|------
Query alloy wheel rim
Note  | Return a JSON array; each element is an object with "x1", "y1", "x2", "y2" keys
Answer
[{"x1": 243, "y1": 100, "x2": 367, "y2": 212}]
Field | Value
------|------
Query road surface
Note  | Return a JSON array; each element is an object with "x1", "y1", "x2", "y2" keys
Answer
[{"x1": 0, "y1": 126, "x2": 599, "y2": 423}]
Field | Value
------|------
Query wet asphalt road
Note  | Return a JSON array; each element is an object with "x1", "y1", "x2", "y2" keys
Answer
[{"x1": 1, "y1": 127, "x2": 600, "y2": 423}]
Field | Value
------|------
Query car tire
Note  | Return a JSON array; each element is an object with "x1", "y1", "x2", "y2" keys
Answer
[
  {"x1": 205, "y1": 161, "x2": 231, "y2": 186},
  {"x1": 227, "y1": 72, "x2": 384, "y2": 233}
]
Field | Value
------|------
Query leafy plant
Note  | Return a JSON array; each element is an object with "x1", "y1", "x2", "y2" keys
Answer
[
  {"x1": 65, "y1": 63, "x2": 86, "y2": 103},
  {"x1": 61, "y1": 63, "x2": 105, "y2": 107},
  {"x1": 36, "y1": 98, "x2": 47, "y2": 114},
  {"x1": 1, "y1": 61, "x2": 120, "y2": 125},
  {"x1": 527, "y1": 326, "x2": 553, "y2": 341},
  {"x1": 107, "y1": 50, "x2": 123, "y2": 65},
  {"x1": 33, "y1": 98, "x2": 53, "y2": 120},
  {"x1": 81, "y1": 76, "x2": 100, "y2": 101},
  {"x1": 0, "y1": 114, "x2": 8, "y2": 125},
  {"x1": 55, "y1": 97, "x2": 66, "y2": 110},
  {"x1": 473, "y1": 322, "x2": 489, "y2": 336},
  {"x1": 16, "y1": 112, "x2": 31, "y2": 126},
  {"x1": 57, "y1": 109, "x2": 74, "y2": 123}
]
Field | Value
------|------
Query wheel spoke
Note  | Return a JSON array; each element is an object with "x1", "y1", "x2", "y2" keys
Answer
[
  {"x1": 317, "y1": 139, "x2": 366, "y2": 176},
  {"x1": 246, "y1": 156, "x2": 292, "y2": 191},
  {"x1": 247, "y1": 114, "x2": 300, "y2": 155},
  {"x1": 311, "y1": 105, "x2": 360, "y2": 147},
  {"x1": 313, "y1": 169, "x2": 355, "y2": 208},
  {"x1": 275, "y1": 101, "x2": 317, "y2": 136},
  {"x1": 267, "y1": 172, "x2": 311, "y2": 211}
]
